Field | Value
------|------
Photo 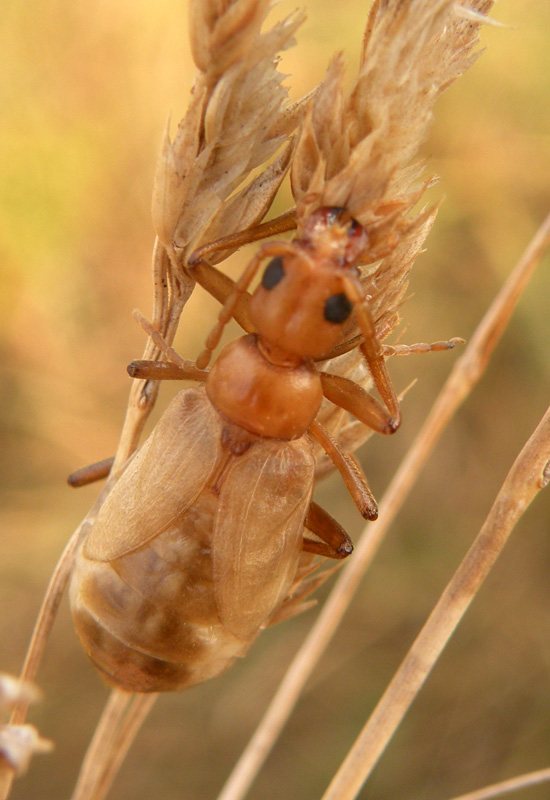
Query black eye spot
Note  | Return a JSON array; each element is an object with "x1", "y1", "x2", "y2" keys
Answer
[
  {"x1": 324, "y1": 293, "x2": 352, "y2": 324},
  {"x1": 261, "y1": 257, "x2": 284, "y2": 290}
]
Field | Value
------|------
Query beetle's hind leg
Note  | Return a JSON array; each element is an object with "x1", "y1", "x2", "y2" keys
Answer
[
  {"x1": 302, "y1": 501, "x2": 353, "y2": 560},
  {"x1": 309, "y1": 418, "x2": 378, "y2": 521}
]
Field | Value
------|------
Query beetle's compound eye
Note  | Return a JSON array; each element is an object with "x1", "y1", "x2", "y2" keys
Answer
[
  {"x1": 261, "y1": 257, "x2": 285, "y2": 290},
  {"x1": 324, "y1": 293, "x2": 353, "y2": 324}
]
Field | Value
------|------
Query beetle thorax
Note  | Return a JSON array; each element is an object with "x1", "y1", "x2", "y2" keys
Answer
[{"x1": 205, "y1": 334, "x2": 323, "y2": 440}]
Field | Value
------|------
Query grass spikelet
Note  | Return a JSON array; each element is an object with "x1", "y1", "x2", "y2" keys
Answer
[
  {"x1": 0, "y1": 676, "x2": 52, "y2": 784},
  {"x1": 152, "y1": 0, "x2": 308, "y2": 269},
  {"x1": 292, "y1": 1, "x2": 494, "y2": 430}
]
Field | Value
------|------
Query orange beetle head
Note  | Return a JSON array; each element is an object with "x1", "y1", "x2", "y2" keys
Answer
[{"x1": 249, "y1": 247, "x2": 359, "y2": 360}]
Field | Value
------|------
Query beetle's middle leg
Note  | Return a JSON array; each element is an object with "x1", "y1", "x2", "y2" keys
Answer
[
  {"x1": 303, "y1": 501, "x2": 353, "y2": 560},
  {"x1": 69, "y1": 313, "x2": 206, "y2": 487},
  {"x1": 126, "y1": 310, "x2": 210, "y2": 382}
]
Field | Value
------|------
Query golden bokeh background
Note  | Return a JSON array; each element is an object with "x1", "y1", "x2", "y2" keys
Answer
[{"x1": 1, "y1": 1, "x2": 549, "y2": 798}]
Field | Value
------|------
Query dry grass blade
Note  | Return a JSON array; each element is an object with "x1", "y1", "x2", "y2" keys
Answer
[
  {"x1": 321, "y1": 406, "x2": 550, "y2": 800},
  {"x1": 215, "y1": 213, "x2": 550, "y2": 800},
  {"x1": 446, "y1": 767, "x2": 550, "y2": 800}
]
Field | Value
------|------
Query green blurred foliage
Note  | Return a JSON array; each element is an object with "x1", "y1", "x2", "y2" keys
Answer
[{"x1": 1, "y1": 1, "x2": 549, "y2": 799}]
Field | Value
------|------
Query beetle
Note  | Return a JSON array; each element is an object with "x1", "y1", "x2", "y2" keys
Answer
[{"x1": 68, "y1": 206, "x2": 447, "y2": 693}]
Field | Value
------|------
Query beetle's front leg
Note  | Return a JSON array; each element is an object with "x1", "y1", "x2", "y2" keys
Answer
[
  {"x1": 302, "y1": 501, "x2": 353, "y2": 559},
  {"x1": 342, "y1": 276, "x2": 401, "y2": 430},
  {"x1": 67, "y1": 457, "x2": 115, "y2": 487}
]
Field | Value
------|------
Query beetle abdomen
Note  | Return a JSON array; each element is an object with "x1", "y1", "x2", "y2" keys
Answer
[
  {"x1": 69, "y1": 385, "x2": 316, "y2": 693},
  {"x1": 70, "y1": 489, "x2": 252, "y2": 693}
]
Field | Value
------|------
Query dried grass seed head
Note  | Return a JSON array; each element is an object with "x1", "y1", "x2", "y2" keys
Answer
[
  {"x1": 152, "y1": 0, "x2": 310, "y2": 271},
  {"x1": 0, "y1": 725, "x2": 53, "y2": 779},
  {"x1": 292, "y1": 0, "x2": 494, "y2": 336},
  {"x1": 0, "y1": 675, "x2": 52, "y2": 781}
]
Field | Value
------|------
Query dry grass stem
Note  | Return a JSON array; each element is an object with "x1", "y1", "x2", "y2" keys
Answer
[
  {"x1": 0, "y1": 530, "x2": 82, "y2": 800},
  {"x1": 446, "y1": 767, "x2": 550, "y2": 800},
  {"x1": 215, "y1": 213, "x2": 550, "y2": 800},
  {"x1": 71, "y1": 692, "x2": 158, "y2": 800},
  {"x1": 1, "y1": 471, "x2": 133, "y2": 800},
  {"x1": 321, "y1": 406, "x2": 550, "y2": 800},
  {"x1": 2, "y1": 4, "x2": 310, "y2": 795},
  {"x1": 7, "y1": 532, "x2": 81, "y2": 731},
  {"x1": 70, "y1": 690, "x2": 132, "y2": 800}
]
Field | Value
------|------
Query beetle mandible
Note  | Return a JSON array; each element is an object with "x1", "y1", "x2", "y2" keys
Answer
[{"x1": 69, "y1": 207, "x2": 411, "y2": 693}]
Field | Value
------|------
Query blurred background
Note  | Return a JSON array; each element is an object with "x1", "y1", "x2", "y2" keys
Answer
[{"x1": 1, "y1": 1, "x2": 549, "y2": 798}]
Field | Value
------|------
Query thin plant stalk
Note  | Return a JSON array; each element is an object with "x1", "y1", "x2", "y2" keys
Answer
[
  {"x1": 70, "y1": 690, "x2": 132, "y2": 800},
  {"x1": 0, "y1": 249, "x2": 182, "y2": 800},
  {"x1": 216, "y1": 213, "x2": 550, "y2": 800},
  {"x1": 70, "y1": 693, "x2": 159, "y2": 800},
  {"x1": 0, "y1": 485, "x2": 121, "y2": 800},
  {"x1": 446, "y1": 767, "x2": 550, "y2": 800},
  {"x1": 0, "y1": 535, "x2": 80, "y2": 800},
  {"x1": 8, "y1": 530, "x2": 81, "y2": 728},
  {"x1": 321, "y1": 406, "x2": 550, "y2": 800}
]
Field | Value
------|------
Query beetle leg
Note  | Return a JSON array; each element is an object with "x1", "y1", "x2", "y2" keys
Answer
[
  {"x1": 67, "y1": 457, "x2": 115, "y2": 488},
  {"x1": 130, "y1": 310, "x2": 210, "y2": 381},
  {"x1": 187, "y1": 208, "x2": 297, "y2": 265},
  {"x1": 320, "y1": 372, "x2": 397, "y2": 435},
  {"x1": 308, "y1": 419, "x2": 378, "y2": 520},
  {"x1": 190, "y1": 261, "x2": 255, "y2": 333},
  {"x1": 195, "y1": 241, "x2": 299, "y2": 370},
  {"x1": 344, "y1": 277, "x2": 402, "y2": 431},
  {"x1": 303, "y1": 501, "x2": 353, "y2": 559},
  {"x1": 126, "y1": 360, "x2": 208, "y2": 382},
  {"x1": 185, "y1": 211, "x2": 298, "y2": 334}
]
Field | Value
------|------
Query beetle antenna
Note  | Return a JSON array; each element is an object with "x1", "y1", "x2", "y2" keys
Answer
[{"x1": 133, "y1": 310, "x2": 189, "y2": 369}]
